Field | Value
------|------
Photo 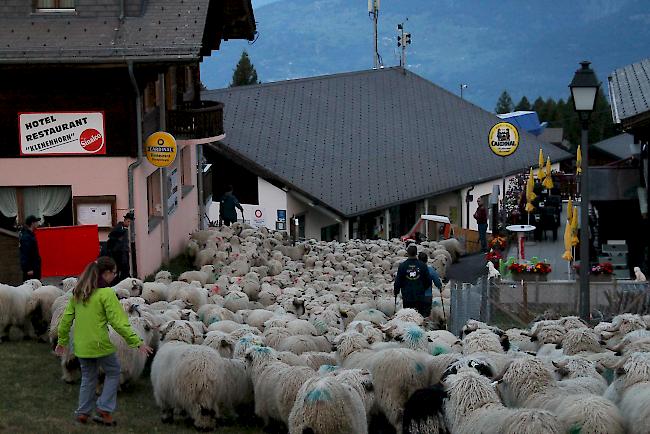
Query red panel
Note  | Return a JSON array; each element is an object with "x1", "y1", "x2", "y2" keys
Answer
[{"x1": 35, "y1": 225, "x2": 100, "y2": 277}]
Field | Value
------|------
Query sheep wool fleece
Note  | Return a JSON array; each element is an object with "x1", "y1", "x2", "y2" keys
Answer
[{"x1": 58, "y1": 287, "x2": 142, "y2": 358}]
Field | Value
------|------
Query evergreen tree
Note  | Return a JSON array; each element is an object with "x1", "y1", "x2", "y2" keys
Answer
[
  {"x1": 532, "y1": 97, "x2": 546, "y2": 117},
  {"x1": 230, "y1": 50, "x2": 260, "y2": 87},
  {"x1": 495, "y1": 90, "x2": 514, "y2": 114},
  {"x1": 514, "y1": 96, "x2": 531, "y2": 111}
]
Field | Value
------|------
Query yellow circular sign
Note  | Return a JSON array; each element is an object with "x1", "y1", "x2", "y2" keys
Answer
[
  {"x1": 145, "y1": 131, "x2": 177, "y2": 167},
  {"x1": 488, "y1": 122, "x2": 519, "y2": 157}
]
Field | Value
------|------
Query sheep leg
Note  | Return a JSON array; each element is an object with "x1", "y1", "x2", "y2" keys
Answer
[
  {"x1": 190, "y1": 405, "x2": 216, "y2": 431},
  {"x1": 61, "y1": 356, "x2": 79, "y2": 384},
  {"x1": 160, "y1": 407, "x2": 174, "y2": 424}
]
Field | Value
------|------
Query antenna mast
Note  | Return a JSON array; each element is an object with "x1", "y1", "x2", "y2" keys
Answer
[
  {"x1": 397, "y1": 20, "x2": 411, "y2": 68},
  {"x1": 368, "y1": 0, "x2": 381, "y2": 69}
]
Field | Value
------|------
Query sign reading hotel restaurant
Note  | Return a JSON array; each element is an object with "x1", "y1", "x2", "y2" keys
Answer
[
  {"x1": 145, "y1": 131, "x2": 177, "y2": 167},
  {"x1": 488, "y1": 122, "x2": 519, "y2": 157},
  {"x1": 19, "y1": 112, "x2": 106, "y2": 156}
]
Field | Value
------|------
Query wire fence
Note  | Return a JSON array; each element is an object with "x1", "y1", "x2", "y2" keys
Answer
[{"x1": 449, "y1": 277, "x2": 650, "y2": 334}]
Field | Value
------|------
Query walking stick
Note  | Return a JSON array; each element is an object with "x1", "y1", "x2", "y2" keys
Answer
[
  {"x1": 440, "y1": 287, "x2": 447, "y2": 329},
  {"x1": 394, "y1": 293, "x2": 398, "y2": 314}
]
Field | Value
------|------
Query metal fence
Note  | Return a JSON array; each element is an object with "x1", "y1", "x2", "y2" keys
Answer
[{"x1": 449, "y1": 277, "x2": 650, "y2": 334}]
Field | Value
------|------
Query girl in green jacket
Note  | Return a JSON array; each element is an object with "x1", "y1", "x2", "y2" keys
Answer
[{"x1": 55, "y1": 256, "x2": 153, "y2": 426}]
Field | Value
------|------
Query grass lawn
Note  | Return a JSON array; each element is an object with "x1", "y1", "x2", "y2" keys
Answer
[{"x1": 0, "y1": 340, "x2": 264, "y2": 434}]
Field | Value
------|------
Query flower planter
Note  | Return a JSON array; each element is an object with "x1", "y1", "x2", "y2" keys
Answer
[{"x1": 510, "y1": 273, "x2": 548, "y2": 282}]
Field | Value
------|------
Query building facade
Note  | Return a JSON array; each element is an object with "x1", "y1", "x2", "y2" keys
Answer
[{"x1": 0, "y1": 0, "x2": 255, "y2": 281}]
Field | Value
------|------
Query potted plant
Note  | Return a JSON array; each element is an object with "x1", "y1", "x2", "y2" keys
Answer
[
  {"x1": 485, "y1": 249, "x2": 502, "y2": 267},
  {"x1": 489, "y1": 236, "x2": 507, "y2": 251},
  {"x1": 575, "y1": 262, "x2": 614, "y2": 282},
  {"x1": 508, "y1": 260, "x2": 552, "y2": 281}
]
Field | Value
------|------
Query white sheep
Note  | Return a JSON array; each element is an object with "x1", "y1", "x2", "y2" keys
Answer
[
  {"x1": 0, "y1": 281, "x2": 39, "y2": 341},
  {"x1": 288, "y1": 369, "x2": 373, "y2": 434},
  {"x1": 604, "y1": 352, "x2": 650, "y2": 434},
  {"x1": 151, "y1": 341, "x2": 252, "y2": 430},
  {"x1": 113, "y1": 278, "x2": 144, "y2": 298},
  {"x1": 178, "y1": 265, "x2": 218, "y2": 286},
  {"x1": 498, "y1": 357, "x2": 625, "y2": 434},
  {"x1": 25, "y1": 285, "x2": 64, "y2": 340},
  {"x1": 444, "y1": 368, "x2": 563, "y2": 434}
]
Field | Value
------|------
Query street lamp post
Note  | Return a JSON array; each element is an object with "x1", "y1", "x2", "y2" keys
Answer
[{"x1": 569, "y1": 61, "x2": 600, "y2": 321}]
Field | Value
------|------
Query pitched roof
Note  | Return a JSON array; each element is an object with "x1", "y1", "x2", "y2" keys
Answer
[
  {"x1": 204, "y1": 67, "x2": 571, "y2": 218},
  {"x1": 591, "y1": 133, "x2": 636, "y2": 160},
  {"x1": 0, "y1": 0, "x2": 255, "y2": 63},
  {"x1": 609, "y1": 57, "x2": 650, "y2": 125}
]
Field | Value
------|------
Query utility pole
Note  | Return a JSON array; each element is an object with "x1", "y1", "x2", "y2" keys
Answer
[
  {"x1": 369, "y1": 0, "x2": 380, "y2": 69},
  {"x1": 397, "y1": 21, "x2": 411, "y2": 67}
]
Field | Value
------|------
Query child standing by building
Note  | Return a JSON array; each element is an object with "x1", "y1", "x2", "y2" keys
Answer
[{"x1": 55, "y1": 256, "x2": 153, "y2": 426}]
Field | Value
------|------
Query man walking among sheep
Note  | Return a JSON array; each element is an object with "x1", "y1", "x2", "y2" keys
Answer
[
  {"x1": 108, "y1": 212, "x2": 134, "y2": 282},
  {"x1": 394, "y1": 244, "x2": 433, "y2": 315},
  {"x1": 219, "y1": 185, "x2": 244, "y2": 226}
]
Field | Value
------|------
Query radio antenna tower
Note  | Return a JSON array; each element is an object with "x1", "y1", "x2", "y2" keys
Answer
[
  {"x1": 368, "y1": 0, "x2": 381, "y2": 69},
  {"x1": 397, "y1": 20, "x2": 411, "y2": 68}
]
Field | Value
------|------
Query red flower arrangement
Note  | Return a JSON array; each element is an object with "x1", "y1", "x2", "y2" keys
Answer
[
  {"x1": 489, "y1": 236, "x2": 507, "y2": 251},
  {"x1": 573, "y1": 262, "x2": 614, "y2": 275},
  {"x1": 485, "y1": 250, "x2": 502, "y2": 266},
  {"x1": 508, "y1": 261, "x2": 552, "y2": 274}
]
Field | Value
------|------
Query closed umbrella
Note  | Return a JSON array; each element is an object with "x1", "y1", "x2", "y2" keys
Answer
[
  {"x1": 576, "y1": 145, "x2": 582, "y2": 175},
  {"x1": 543, "y1": 157, "x2": 554, "y2": 189},
  {"x1": 537, "y1": 148, "x2": 545, "y2": 179},
  {"x1": 567, "y1": 198, "x2": 574, "y2": 223},
  {"x1": 570, "y1": 208, "x2": 579, "y2": 247},
  {"x1": 562, "y1": 218, "x2": 573, "y2": 261},
  {"x1": 525, "y1": 167, "x2": 536, "y2": 213}
]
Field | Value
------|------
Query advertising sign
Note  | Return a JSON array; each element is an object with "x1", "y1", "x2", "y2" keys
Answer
[
  {"x1": 167, "y1": 167, "x2": 179, "y2": 213},
  {"x1": 488, "y1": 122, "x2": 519, "y2": 157},
  {"x1": 19, "y1": 112, "x2": 106, "y2": 156},
  {"x1": 145, "y1": 131, "x2": 177, "y2": 167},
  {"x1": 277, "y1": 209, "x2": 287, "y2": 222}
]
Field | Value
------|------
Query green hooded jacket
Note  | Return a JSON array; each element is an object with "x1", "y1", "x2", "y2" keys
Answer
[{"x1": 57, "y1": 287, "x2": 142, "y2": 358}]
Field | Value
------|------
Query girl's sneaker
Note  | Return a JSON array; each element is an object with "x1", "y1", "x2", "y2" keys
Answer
[
  {"x1": 75, "y1": 414, "x2": 89, "y2": 424},
  {"x1": 93, "y1": 410, "x2": 117, "y2": 426}
]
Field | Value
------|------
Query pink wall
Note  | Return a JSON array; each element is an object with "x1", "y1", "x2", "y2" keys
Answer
[
  {"x1": 0, "y1": 157, "x2": 131, "y2": 241},
  {"x1": 0, "y1": 149, "x2": 200, "y2": 279}
]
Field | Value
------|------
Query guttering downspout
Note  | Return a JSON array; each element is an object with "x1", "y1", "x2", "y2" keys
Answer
[
  {"x1": 119, "y1": 0, "x2": 125, "y2": 21},
  {"x1": 159, "y1": 72, "x2": 170, "y2": 263},
  {"x1": 127, "y1": 61, "x2": 143, "y2": 277},
  {"x1": 465, "y1": 185, "x2": 475, "y2": 229}
]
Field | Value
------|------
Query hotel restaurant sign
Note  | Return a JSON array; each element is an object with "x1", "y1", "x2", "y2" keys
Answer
[{"x1": 19, "y1": 112, "x2": 106, "y2": 156}]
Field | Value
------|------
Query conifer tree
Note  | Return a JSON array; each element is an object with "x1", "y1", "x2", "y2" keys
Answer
[
  {"x1": 495, "y1": 90, "x2": 514, "y2": 114},
  {"x1": 230, "y1": 50, "x2": 260, "y2": 87},
  {"x1": 514, "y1": 96, "x2": 531, "y2": 111}
]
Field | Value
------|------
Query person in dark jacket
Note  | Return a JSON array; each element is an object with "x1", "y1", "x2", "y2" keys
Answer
[
  {"x1": 394, "y1": 245, "x2": 432, "y2": 315},
  {"x1": 19, "y1": 215, "x2": 42, "y2": 282},
  {"x1": 108, "y1": 212, "x2": 133, "y2": 282},
  {"x1": 219, "y1": 185, "x2": 244, "y2": 226},
  {"x1": 474, "y1": 198, "x2": 488, "y2": 252},
  {"x1": 417, "y1": 252, "x2": 443, "y2": 318}
]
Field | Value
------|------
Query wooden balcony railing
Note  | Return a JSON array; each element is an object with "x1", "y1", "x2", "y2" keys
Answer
[{"x1": 167, "y1": 100, "x2": 224, "y2": 140}]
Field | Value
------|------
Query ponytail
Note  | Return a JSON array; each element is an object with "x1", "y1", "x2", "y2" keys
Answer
[{"x1": 73, "y1": 256, "x2": 117, "y2": 303}]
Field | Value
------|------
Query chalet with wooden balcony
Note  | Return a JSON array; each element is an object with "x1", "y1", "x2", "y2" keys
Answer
[{"x1": 0, "y1": 0, "x2": 255, "y2": 282}]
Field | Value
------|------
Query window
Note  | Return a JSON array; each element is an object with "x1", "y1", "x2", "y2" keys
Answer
[
  {"x1": 33, "y1": 0, "x2": 75, "y2": 11},
  {"x1": 180, "y1": 146, "x2": 194, "y2": 197},
  {"x1": 0, "y1": 186, "x2": 72, "y2": 231},
  {"x1": 147, "y1": 170, "x2": 162, "y2": 230}
]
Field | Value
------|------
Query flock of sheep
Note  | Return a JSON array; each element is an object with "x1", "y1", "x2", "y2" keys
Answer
[{"x1": 1, "y1": 223, "x2": 650, "y2": 434}]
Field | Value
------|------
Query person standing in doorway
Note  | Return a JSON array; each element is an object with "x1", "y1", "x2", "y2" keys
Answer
[
  {"x1": 220, "y1": 185, "x2": 244, "y2": 226},
  {"x1": 19, "y1": 215, "x2": 42, "y2": 282},
  {"x1": 474, "y1": 198, "x2": 488, "y2": 252},
  {"x1": 394, "y1": 245, "x2": 432, "y2": 315},
  {"x1": 109, "y1": 212, "x2": 134, "y2": 282}
]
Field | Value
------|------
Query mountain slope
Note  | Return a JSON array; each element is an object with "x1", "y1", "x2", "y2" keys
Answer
[{"x1": 202, "y1": 0, "x2": 650, "y2": 111}]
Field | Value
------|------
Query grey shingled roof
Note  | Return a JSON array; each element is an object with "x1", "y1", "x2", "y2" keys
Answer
[
  {"x1": 592, "y1": 133, "x2": 636, "y2": 160},
  {"x1": 609, "y1": 58, "x2": 650, "y2": 124},
  {"x1": 204, "y1": 67, "x2": 571, "y2": 218},
  {"x1": 0, "y1": 0, "x2": 254, "y2": 62}
]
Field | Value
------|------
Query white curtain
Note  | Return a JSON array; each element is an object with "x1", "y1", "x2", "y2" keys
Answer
[
  {"x1": 0, "y1": 187, "x2": 18, "y2": 218},
  {"x1": 23, "y1": 187, "x2": 71, "y2": 220}
]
